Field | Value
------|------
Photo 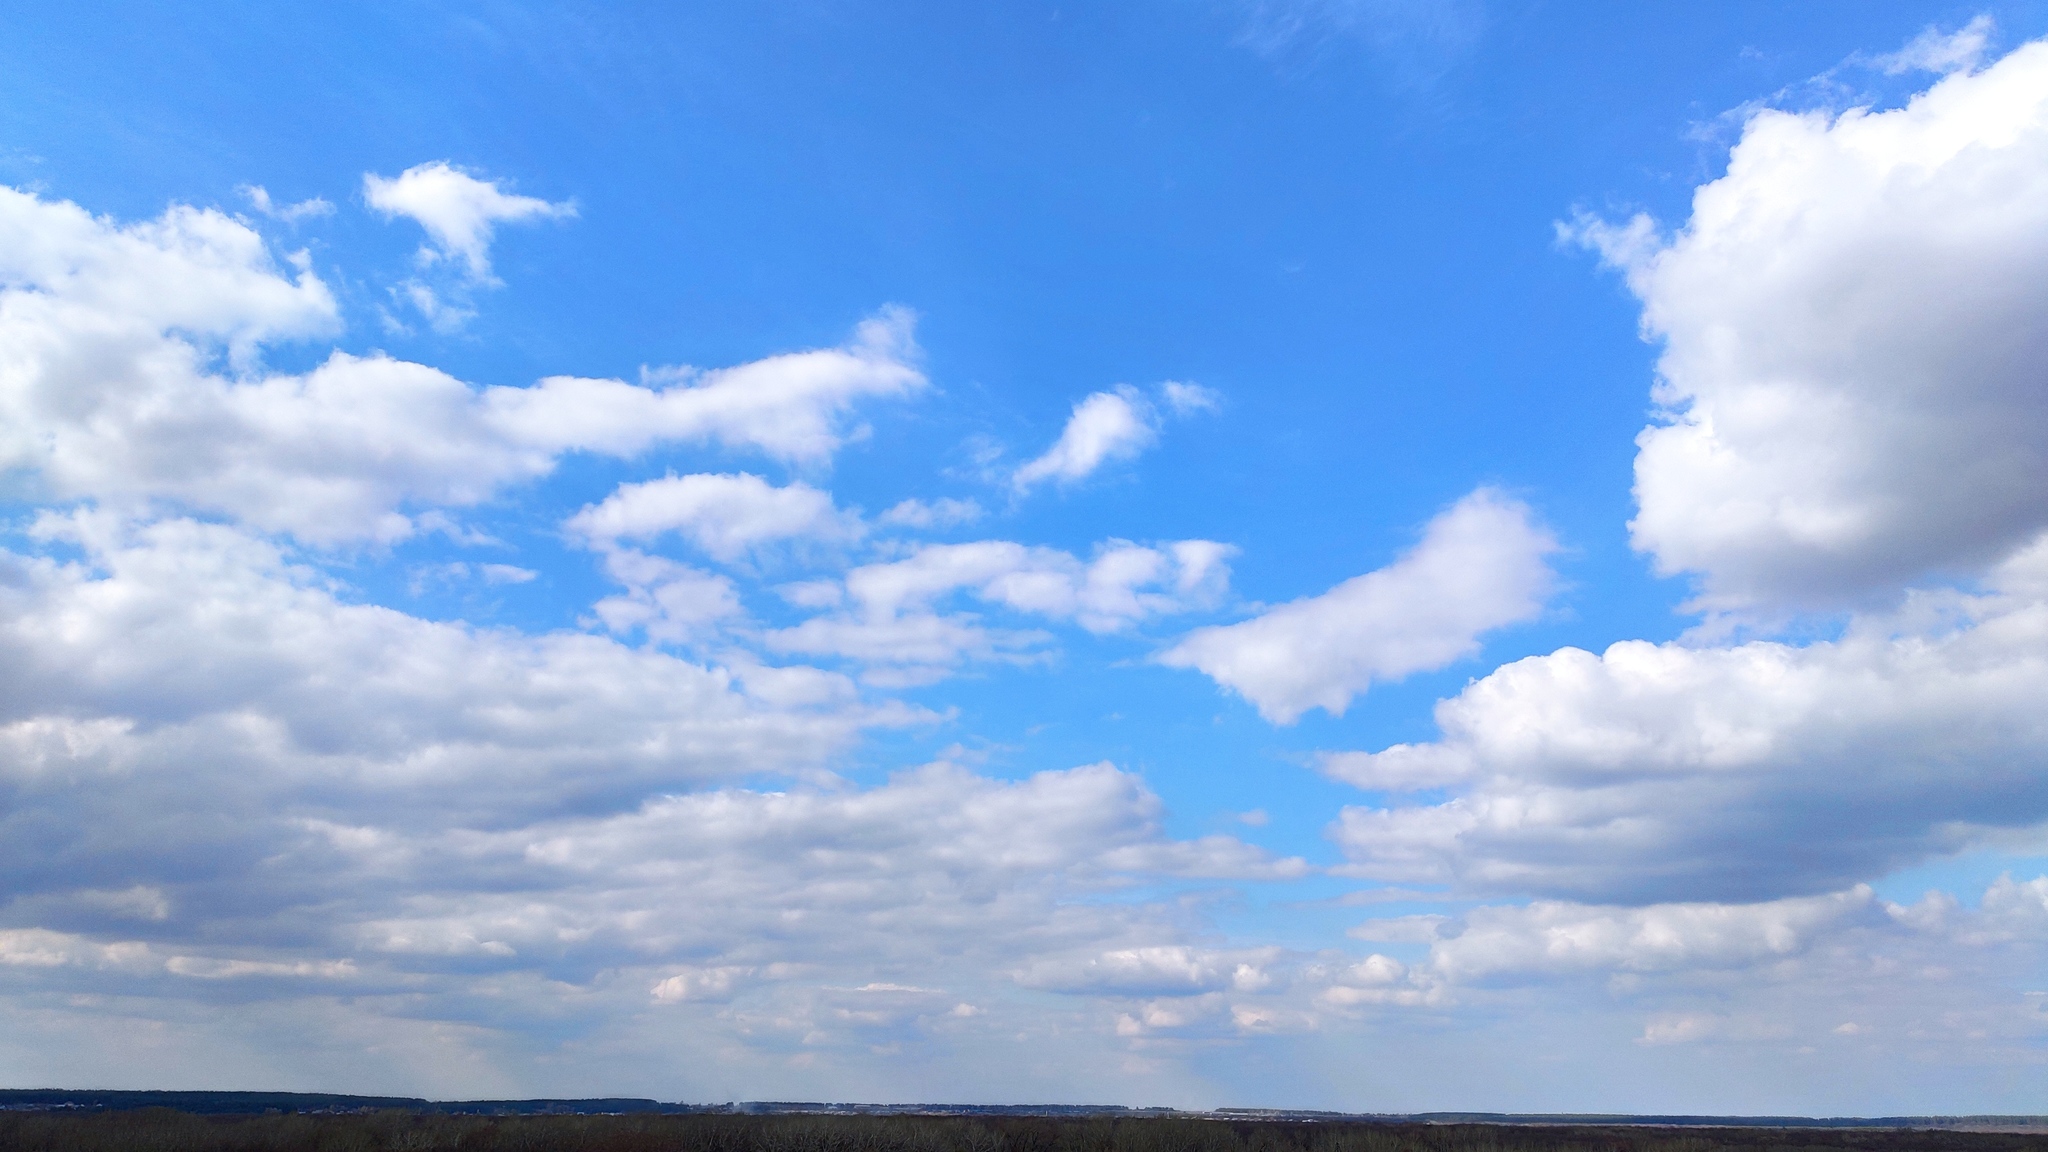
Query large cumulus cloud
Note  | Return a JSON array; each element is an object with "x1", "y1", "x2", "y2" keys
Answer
[
  {"x1": 1573, "y1": 40, "x2": 2048, "y2": 613},
  {"x1": 1317, "y1": 34, "x2": 2048, "y2": 1066},
  {"x1": 1327, "y1": 548, "x2": 2048, "y2": 903}
]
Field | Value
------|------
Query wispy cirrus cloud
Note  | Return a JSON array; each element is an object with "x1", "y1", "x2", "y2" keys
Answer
[{"x1": 1232, "y1": 0, "x2": 1484, "y2": 85}]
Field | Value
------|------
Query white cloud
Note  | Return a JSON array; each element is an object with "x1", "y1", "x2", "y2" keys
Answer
[
  {"x1": 878, "y1": 497, "x2": 983, "y2": 530},
  {"x1": 363, "y1": 161, "x2": 575, "y2": 281},
  {"x1": 0, "y1": 185, "x2": 338, "y2": 362},
  {"x1": 1872, "y1": 16, "x2": 1995, "y2": 76},
  {"x1": 769, "y1": 538, "x2": 1233, "y2": 677},
  {"x1": 0, "y1": 929, "x2": 153, "y2": 972},
  {"x1": 1307, "y1": 878, "x2": 2048, "y2": 1059},
  {"x1": 767, "y1": 613, "x2": 1048, "y2": 681},
  {"x1": 163, "y1": 956, "x2": 358, "y2": 981},
  {"x1": 1634, "y1": 1014, "x2": 1797, "y2": 1047},
  {"x1": 1013, "y1": 387, "x2": 1157, "y2": 491},
  {"x1": 0, "y1": 446, "x2": 1309, "y2": 1092},
  {"x1": 1345, "y1": 915, "x2": 1446, "y2": 943},
  {"x1": 2, "y1": 931, "x2": 361, "y2": 983},
  {"x1": 491, "y1": 307, "x2": 925, "y2": 467},
  {"x1": 1159, "y1": 380, "x2": 1221, "y2": 415},
  {"x1": 329, "y1": 759, "x2": 1298, "y2": 1015},
  {"x1": 1326, "y1": 548, "x2": 2048, "y2": 904},
  {"x1": 1978, "y1": 873, "x2": 2048, "y2": 941},
  {"x1": 589, "y1": 548, "x2": 744, "y2": 644},
  {"x1": 391, "y1": 279, "x2": 475, "y2": 333},
  {"x1": 1009, "y1": 381, "x2": 1219, "y2": 493},
  {"x1": 0, "y1": 515, "x2": 867, "y2": 817},
  {"x1": 1315, "y1": 952, "x2": 1439, "y2": 1009},
  {"x1": 1353, "y1": 879, "x2": 2048, "y2": 1059},
  {"x1": 567, "y1": 473, "x2": 862, "y2": 562},
  {"x1": 1317, "y1": 746, "x2": 1472, "y2": 793},
  {"x1": 1160, "y1": 488, "x2": 1557, "y2": 724},
  {"x1": 1298, "y1": 53, "x2": 2048, "y2": 1075},
  {"x1": 1099, "y1": 833, "x2": 1310, "y2": 880},
  {"x1": 1571, "y1": 38, "x2": 2048, "y2": 612},
  {"x1": 0, "y1": 507, "x2": 1305, "y2": 1078},
  {"x1": 651, "y1": 965, "x2": 757, "y2": 1003},
  {"x1": 843, "y1": 539, "x2": 1233, "y2": 631},
  {"x1": 0, "y1": 185, "x2": 924, "y2": 543},
  {"x1": 721, "y1": 659, "x2": 860, "y2": 711},
  {"x1": 1015, "y1": 946, "x2": 1280, "y2": 997},
  {"x1": 240, "y1": 185, "x2": 334, "y2": 224},
  {"x1": 23, "y1": 44, "x2": 2048, "y2": 1100},
  {"x1": 1428, "y1": 889, "x2": 1878, "y2": 982},
  {"x1": 1, "y1": 672, "x2": 1308, "y2": 1085}
]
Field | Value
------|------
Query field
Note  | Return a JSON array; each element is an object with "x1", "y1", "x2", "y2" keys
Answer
[{"x1": 0, "y1": 1111, "x2": 2043, "y2": 1152}]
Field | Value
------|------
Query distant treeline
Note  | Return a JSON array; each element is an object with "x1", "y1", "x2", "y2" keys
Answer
[{"x1": 2, "y1": 1110, "x2": 2046, "y2": 1152}]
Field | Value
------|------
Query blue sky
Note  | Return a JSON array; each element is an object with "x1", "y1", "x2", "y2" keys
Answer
[{"x1": 4, "y1": 0, "x2": 2048, "y2": 1115}]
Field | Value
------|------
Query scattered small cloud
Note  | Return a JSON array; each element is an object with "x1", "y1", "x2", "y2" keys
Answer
[
  {"x1": 1013, "y1": 387, "x2": 1156, "y2": 492},
  {"x1": 1161, "y1": 488, "x2": 1556, "y2": 723},
  {"x1": 241, "y1": 184, "x2": 335, "y2": 224},
  {"x1": 363, "y1": 161, "x2": 576, "y2": 282},
  {"x1": 768, "y1": 536, "x2": 1232, "y2": 681},
  {"x1": 567, "y1": 472, "x2": 863, "y2": 563},
  {"x1": 879, "y1": 497, "x2": 984, "y2": 530},
  {"x1": 392, "y1": 279, "x2": 476, "y2": 333},
  {"x1": 1160, "y1": 380, "x2": 1221, "y2": 415},
  {"x1": 1013, "y1": 382, "x2": 1221, "y2": 493}
]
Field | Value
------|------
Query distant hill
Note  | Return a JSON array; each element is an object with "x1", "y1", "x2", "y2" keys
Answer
[{"x1": 0, "y1": 1091, "x2": 677, "y2": 1115}]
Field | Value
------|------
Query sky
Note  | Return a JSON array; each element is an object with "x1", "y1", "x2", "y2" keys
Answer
[{"x1": 2, "y1": 0, "x2": 2048, "y2": 1116}]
